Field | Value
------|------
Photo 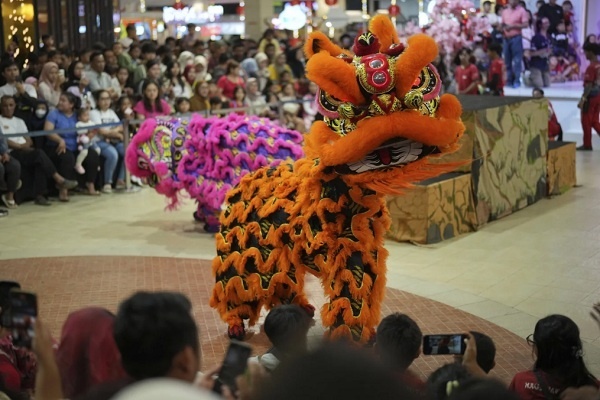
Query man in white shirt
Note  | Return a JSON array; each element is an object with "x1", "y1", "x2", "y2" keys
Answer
[
  {"x1": 0, "y1": 95, "x2": 77, "y2": 206},
  {"x1": 85, "y1": 52, "x2": 117, "y2": 99},
  {"x1": 0, "y1": 61, "x2": 39, "y2": 124}
]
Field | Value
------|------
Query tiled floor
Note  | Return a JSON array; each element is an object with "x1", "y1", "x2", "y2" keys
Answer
[{"x1": 0, "y1": 256, "x2": 533, "y2": 383}]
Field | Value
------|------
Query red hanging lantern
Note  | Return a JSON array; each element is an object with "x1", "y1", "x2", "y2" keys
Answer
[
  {"x1": 173, "y1": 0, "x2": 185, "y2": 10},
  {"x1": 325, "y1": 0, "x2": 338, "y2": 6},
  {"x1": 236, "y1": 5, "x2": 244, "y2": 15},
  {"x1": 290, "y1": 0, "x2": 300, "y2": 5},
  {"x1": 388, "y1": 4, "x2": 400, "y2": 17}
]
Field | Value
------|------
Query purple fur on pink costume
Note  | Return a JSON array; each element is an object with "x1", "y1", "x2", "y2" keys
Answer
[{"x1": 125, "y1": 113, "x2": 304, "y2": 232}]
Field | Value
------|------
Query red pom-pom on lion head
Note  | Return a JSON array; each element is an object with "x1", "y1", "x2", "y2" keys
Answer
[{"x1": 303, "y1": 15, "x2": 465, "y2": 194}]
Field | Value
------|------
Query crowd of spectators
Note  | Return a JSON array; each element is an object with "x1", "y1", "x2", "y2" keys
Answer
[
  {"x1": 0, "y1": 22, "x2": 321, "y2": 216},
  {"x1": 1, "y1": 283, "x2": 600, "y2": 400},
  {"x1": 447, "y1": 0, "x2": 594, "y2": 95}
]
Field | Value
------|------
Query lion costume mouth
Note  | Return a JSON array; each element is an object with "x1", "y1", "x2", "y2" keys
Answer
[{"x1": 333, "y1": 137, "x2": 439, "y2": 174}]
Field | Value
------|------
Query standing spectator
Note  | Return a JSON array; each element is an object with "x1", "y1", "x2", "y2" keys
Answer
[
  {"x1": 189, "y1": 81, "x2": 210, "y2": 113},
  {"x1": 231, "y1": 42, "x2": 247, "y2": 63},
  {"x1": 217, "y1": 61, "x2": 245, "y2": 101},
  {"x1": 1, "y1": 95, "x2": 77, "y2": 205},
  {"x1": 562, "y1": 1, "x2": 574, "y2": 27},
  {"x1": 91, "y1": 89, "x2": 126, "y2": 192},
  {"x1": 529, "y1": 18, "x2": 552, "y2": 88},
  {"x1": 501, "y1": 0, "x2": 530, "y2": 88},
  {"x1": 63, "y1": 61, "x2": 95, "y2": 109},
  {"x1": 37, "y1": 61, "x2": 64, "y2": 109},
  {"x1": 114, "y1": 41, "x2": 135, "y2": 74},
  {"x1": 537, "y1": 0, "x2": 564, "y2": 35},
  {"x1": 133, "y1": 79, "x2": 171, "y2": 120},
  {"x1": 181, "y1": 23, "x2": 197, "y2": 51},
  {"x1": 258, "y1": 29, "x2": 281, "y2": 56},
  {"x1": 86, "y1": 52, "x2": 116, "y2": 99},
  {"x1": 44, "y1": 92, "x2": 100, "y2": 199},
  {"x1": 552, "y1": 21, "x2": 570, "y2": 57},
  {"x1": 125, "y1": 24, "x2": 140, "y2": 45},
  {"x1": 486, "y1": 43, "x2": 506, "y2": 95},
  {"x1": 577, "y1": 42, "x2": 600, "y2": 151},
  {"x1": 454, "y1": 48, "x2": 480, "y2": 95}
]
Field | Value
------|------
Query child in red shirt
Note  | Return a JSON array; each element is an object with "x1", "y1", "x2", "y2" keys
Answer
[
  {"x1": 453, "y1": 48, "x2": 480, "y2": 95},
  {"x1": 577, "y1": 42, "x2": 600, "y2": 150},
  {"x1": 486, "y1": 43, "x2": 505, "y2": 96}
]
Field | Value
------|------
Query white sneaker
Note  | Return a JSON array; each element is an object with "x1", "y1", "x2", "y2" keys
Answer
[{"x1": 102, "y1": 184, "x2": 113, "y2": 194}]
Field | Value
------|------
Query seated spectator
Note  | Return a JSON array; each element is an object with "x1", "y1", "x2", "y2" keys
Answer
[
  {"x1": 254, "y1": 52, "x2": 270, "y2": 92},
  {"x1": 132, "y1": 43, "x2": 157, "y2": 89},
  {"x1": 376, "y1": 313, "x2": 426, "y2": 395},
  {"x1": 138, "y1": 59, "x2": 163, "y2": 96},
  {"x1": 86, "y1": 52, "x2": 115, "y2": 100},
  {"x1": 302, "y1": 81, "x2": 318, "y2": 129},
  {"x1": 189, "y1": 81, "x2": 210, "y2": 113},
  {"x1": 279, "y1": 82, "x2": 298, "y2": 103},
  {"x1": 268, "y1": 53, "x2": 293, "y2": 84},
  {"x1": 282, "y1": 103, "x2": 306, "y2": 132},
  {"x1": 563, "y1": 53, "x2": 580, "y2": 81},
  {"x1": 509, "y1": 314, "x2": 599, "y2": 399},
  {"x1": 44, "y1": 92, "x2": 100, "y2": 200},
  {"x1": 209, "y1": 96, "x2": 225, "y2": 112},
  {"x1": 193, "y1": 55, "x2": 211, "y2": 83},
  {"x1": 258, "y1": 29, "x2": 281, "y2": 58},
  {"x1": 0, "y1": 61, "x2": 37, "y2": 99},
  {"x1": 549, "y1": 55, "x2": 566, "y2": 82},
  {"x1": 250, "y1": 305, "x2": 311, "y2": 372},
  {"x1": 217, "y1": 60, "x2": 245, "y2": 101},
  {"x1": 0, "y1": 132, "x2": 20, "y2": 210},
  {"x1": 113, "y1": 41, "x2": 135, "y2": 75},
  {"x1": 177, "y1": 51, "x2": 195, "y2": 74},
  {"x1": 165, "y1": 61, "x2": 191, "y2": 101},
  {"x1": 1, "y1": 95, "x2": 77, "y2": 205},
  {"x1": 174, "y1": 97, "x2": 191, "y2": 114},
  {"x1": 231, "y1": 86, "x2": 249, "y2": 115},
  {"x1": 246, "y1": 78, "x2": 270, "y2": 117},
  {"x1": 256, "y1": 343, "x2": 412, "y2": 400},
  {"x1": 453, "y1": 331, "x2": 496, "y2": 374},
  {"x1": 182, "y1": 65, "x2": 196, "y2": 87},
  {"x1": 552, "y1": 21, "x2": 570, "y2": 57},
  {"x1": 533, "y1": 88, "x2": 563, "y2": 141},
  {"x1": 37, "y1": 61, "x2": 64, "y2": 110},
  {"x1": 56, "y1": 308, "x2": 129, "y2": 399},
  {"x1": 91, "y1": 89, "x2": 126, "y2": 192},
  {"x1": 447, "y1": 378, "x2": 519, "y2": 400},
  {"x1": 133, "y1": 80, "x2": 171, "y2": 120},
  {"x1": 113, "y1": 66, "x2": 134, "y2": 98},
  {"x1": 63, "y1": 61, "x2": 95, "y2": 109}
]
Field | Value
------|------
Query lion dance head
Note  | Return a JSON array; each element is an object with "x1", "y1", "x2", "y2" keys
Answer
[{"x1": 304, "y1": 15, "x2": 465, "y2": 194}]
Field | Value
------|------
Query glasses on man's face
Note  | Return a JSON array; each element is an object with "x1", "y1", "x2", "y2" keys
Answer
[{"x1": 526, "y1": 334, "x2": 535, "y2": 346}]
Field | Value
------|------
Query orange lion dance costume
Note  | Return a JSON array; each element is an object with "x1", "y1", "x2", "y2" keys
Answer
[{"x1": 210, "y1": 16, "x2": 465, "y2": 343}]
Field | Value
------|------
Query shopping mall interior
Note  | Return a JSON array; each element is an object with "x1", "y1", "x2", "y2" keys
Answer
[{"x1": 2, "y1": 0, "x2": 600, "y2": 398}]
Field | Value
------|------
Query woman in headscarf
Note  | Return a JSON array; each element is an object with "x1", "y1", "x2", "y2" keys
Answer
[
  {"x1": 37, "y1": 61, "x2": 64, "y2": 109},
  {"x1": 56, "y1": 307, "x2": 130, "y2": 399},
  {"x1": 193, "y1": 55, "x2": 212, "y2": 84},
  {"x1": 177, "y1": 50, "x2": 195, "y2": 72}
]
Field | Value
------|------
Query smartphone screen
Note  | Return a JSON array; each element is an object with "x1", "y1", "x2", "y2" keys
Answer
[
  {"x1": 9, "y1": 291, "x2": 37, "y2": 348},
  {"x1": 0, "y1": 281, "x2": 21, "y2": 328},
  {"x1": 423, "y1": 334, "x2": 467, "y2": 355},
  {"x1": 213, "y1": 340, "x2": 252, "y2": 394}
]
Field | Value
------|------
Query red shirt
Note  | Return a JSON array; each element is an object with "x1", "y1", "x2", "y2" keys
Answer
[
  {"x1": 455, "y1": 64, "x2": 480, "y2": 95},
  {"x1": 509, "y1": 370, "x2": 562, "y2": 400},
  {"x1": 583, "y1": 61, "x2": 600, "y2": 86},
  {"x1": 501, "y1": 5, "x2": 530, "y2": 38},
  {"x1": 488, "y1": 58, "x2": 505, "y2": 92},
  {"x1": 217, "y1": 75, "x2": 245, "y2": 100},
  {"x1": 0, "y1": 354, "x2": 21, "y2": 392}
]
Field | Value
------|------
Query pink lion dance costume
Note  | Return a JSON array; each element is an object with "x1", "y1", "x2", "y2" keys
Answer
[{"x1": 125, "y1": 113, "x2": 304, "y2": 232}]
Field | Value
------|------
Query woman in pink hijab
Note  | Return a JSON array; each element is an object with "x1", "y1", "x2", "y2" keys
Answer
[
  {"x1": 56, "y1": 307, "x2": 129, "y2": 398},
  {"x1": 37, "y1": 62, "x2": 64, "y2": 109}
]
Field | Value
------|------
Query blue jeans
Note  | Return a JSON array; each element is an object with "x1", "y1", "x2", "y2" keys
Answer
[
  {"x1": 503, "y1": 35, "x2": 523, "y2": 86},
  {"x1": 96, "y1": 141, "x2": 125, "y2": 184}
]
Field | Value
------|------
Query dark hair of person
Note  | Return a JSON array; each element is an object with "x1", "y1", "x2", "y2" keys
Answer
[
  {"x1": 427, "y1": 363, "x2": 471, "y2": 400},
  {"x1": 113, "y1": 291, "x2": 199, "y2": 380},
  {"x1": 483, "y1": 1, "x2": 491, "y2": 6},
  {"x1": 488, "y1": 43, "x2": 503, "y2": 56},
  {"x1": 42, "y1": 34, "x2": 52, "y2": 41},
  {"x1": 140, "y1": 79, "x2": 163, "y2": 113},
  {"x1": 469, "y1": 331, "x2": 496, "y2": 373},
  {"x1": 209, "y1": 96, "x2": 223, "y2": 107},
  {"x1": 1, "y1": 59, "x2": 18, "y2": 73},
  {"x1": 93, "y1": 89, "x2": 109, "y2": 104},
  {"x1": 562, "y1": 0, "x2": 572, "y2": 7},
  {"x1": 174, "y1": 97, "x2": 190, "y2": 109},
  {"x1": 141, "y1": 42, "x2": 157, "y2": 55},
  {"x1": 257, "y1": 343, "x2": 415, "y2": 400},
  {"x1": 145, "y1": 58, "x2": 161, "y2": 72},
  {"x1": 126, "y1": 23, "x2": 136, "y2": 32},
  {"x1": 453, "y1": 48, "x2": 474, "y2": 66},
  {"x1": 62, "y1": 91, "x2": 82, "y2": 112},
  {"x1": 533, "y1": 314, "x2": 598, "y2": 389},
  {"x1": 494, "y1": 4, "x2": 503, "y2": 14},
  {"x1": 446, "y1": 378, "x2": 519, "y2": 400},
  {"x1": 91, "y1": 42, "x2": 106, "y2": 51},
  {"x1": 263, "y1": 305, "x2": 310, "y2": 354},
  {"x1": 89, "y1": 51, "x2": 103, "y2": 64},
  {"x1": 226, "y1": 60, "x2": 240, "y2": 75},
  {"x1": 533, "y1": 87, "x2": 544, "y2": 96},
  {"x1": 62, "y1": 60, "x2": 84, "y2": 91},
  {"x1": 129, "y1": 43, "x2": 141, "y2": 53},
  {"x1": 376, "y1": 313, "x2": 422, "y2": 371},
  {"x1": 583, "y1": 42, "x2": 600, "y2": 56}
]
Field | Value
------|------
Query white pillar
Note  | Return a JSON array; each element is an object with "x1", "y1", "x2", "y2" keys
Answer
[{"x1": 244, "y1": 0, "x2": 273, "y2": 40}]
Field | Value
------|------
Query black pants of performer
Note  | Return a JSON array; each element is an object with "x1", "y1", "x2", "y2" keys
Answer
[
  {"x1": 11, "y1": 149, "x2": 57, "y2": 197},
  {"x1": 44, "y1": 146, "x2": 99, "y2": 184},
  {"x1": 0, "y1": 156, "x2": 21, "y2": 193}
]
